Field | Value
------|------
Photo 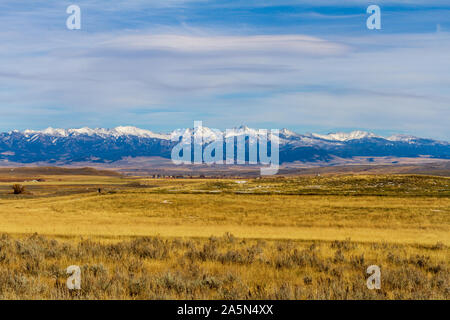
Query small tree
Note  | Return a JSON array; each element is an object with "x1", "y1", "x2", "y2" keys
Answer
[{"x1": 12, "y1": 184, "x2": 25, "y2": 194}]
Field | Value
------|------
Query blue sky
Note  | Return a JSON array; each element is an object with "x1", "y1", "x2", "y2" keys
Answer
[{"x1": 0, "y1": 0, "x2": 449, "y2": 140}]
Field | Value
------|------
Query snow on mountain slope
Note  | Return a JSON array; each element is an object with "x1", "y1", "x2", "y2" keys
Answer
[
  {"x1": 312, "y1": 131, "x2": 380, "y2": 141},
  {"x1": 172, "y1": 125, "x2": 264, "y2": 143},
  {"x1": 387, "y1": 134, "x2": 419, "y2": 142},
  {"x1": 111, "y1": 126, "x2": 170, "y2": 139}
]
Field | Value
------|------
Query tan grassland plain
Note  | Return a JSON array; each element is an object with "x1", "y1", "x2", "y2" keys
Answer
[{"x1": 0, "y1": 170, "x2": 448, "y2": 299}]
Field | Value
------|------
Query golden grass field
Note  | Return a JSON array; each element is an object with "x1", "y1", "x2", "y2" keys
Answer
[{"x1": 0, "y1": 170, "x2": 448, "y2": 299}]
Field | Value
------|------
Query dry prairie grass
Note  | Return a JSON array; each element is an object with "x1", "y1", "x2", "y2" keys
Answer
[
  {"x1": 0, "y1": 184, "x2": 448, "y2": 244},
  {"x1": 0, "y1": 233, "x2": 447, "y2": 299}
]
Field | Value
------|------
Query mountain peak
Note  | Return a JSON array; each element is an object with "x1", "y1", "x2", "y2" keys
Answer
[
  {"x1": 280, "y1": 128, "x2": 299, "y2": 136},
  {"x1": 111, "y1": 126, "x2": 168, "y2": 139},
  {"x1": 387, "y1": 134, "x2": 419, "y2": 142}
]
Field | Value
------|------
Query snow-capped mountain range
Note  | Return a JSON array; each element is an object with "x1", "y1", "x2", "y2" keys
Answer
[{"x1": 0, "y1": 126, "x2": 448, "y2": 164}]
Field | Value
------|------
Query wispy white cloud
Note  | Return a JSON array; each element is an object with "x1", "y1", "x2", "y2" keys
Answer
[{"x1": 0, "y1": 1, "x2": 449, "y2": 140}]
